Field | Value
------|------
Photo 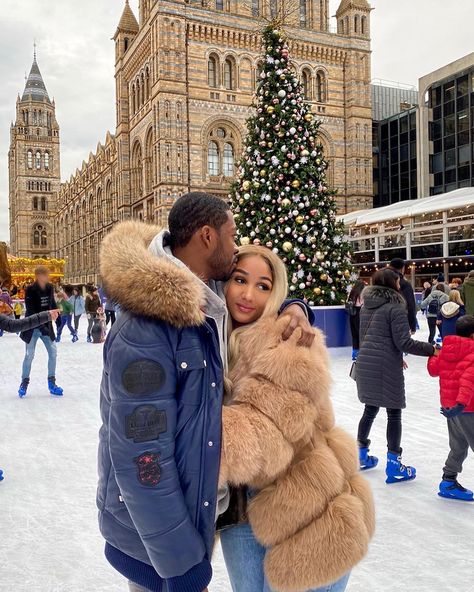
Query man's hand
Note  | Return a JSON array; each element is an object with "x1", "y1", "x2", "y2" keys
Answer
[
  {"x1": 280, "y1": 304, "x2": 315, "y2": 347},
  {"x1": 402, "y1": 360, "x2": 408, "y2": 370},
  {"x1": 49, "y1": 309, "x2": 60, "y2": 321},
  {"x1": 440, "y1": 404, "x2": 465, "y2": 419}
]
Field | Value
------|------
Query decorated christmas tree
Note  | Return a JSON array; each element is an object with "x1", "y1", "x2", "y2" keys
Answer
[{"x1": 230, "y1": 25, "x2": 353, "y2": 306}]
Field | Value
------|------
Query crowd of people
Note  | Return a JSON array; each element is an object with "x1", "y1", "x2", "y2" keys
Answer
[{"x1": 1, "y1": 192, "x2": 473, "y2": 592}]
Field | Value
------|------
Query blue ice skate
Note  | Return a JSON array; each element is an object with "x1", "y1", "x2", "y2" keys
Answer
[
  {"x1": 438, "y1": 479, "x2": 474, "y2": 502},
  {"x1": 0, "y1": 469, "x2": 4, "y2": 481},
  {"x1": 386, "y1": 451, "x2": 416, "y2": 484},
  {"x1": 72, "y1": 333, "x2": 78, "y2": 343},
  {"x1": 18, "y1": 378, "x2": 29, "y2": 398},
  {"x1": 352, "y1": 349, "x2": 359, "y2": 361},
  {"x1": 359, "y1": 446, "x2": 378, "y2": 471},
  {"x1": 48, "y1": 376, "x2": 63, "y2": 397}
]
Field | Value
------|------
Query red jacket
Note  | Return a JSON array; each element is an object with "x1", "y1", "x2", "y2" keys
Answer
[{"x1": 428, "y1": 336, "x2": 474, "y2": 412}]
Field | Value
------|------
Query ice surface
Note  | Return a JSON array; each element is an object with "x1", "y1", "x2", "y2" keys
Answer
[{"x1": 0, "y1": 314, "x2": 473, "y2": 592}]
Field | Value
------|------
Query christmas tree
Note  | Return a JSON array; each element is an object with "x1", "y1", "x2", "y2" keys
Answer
[{"x1": 230, "y1": 25, "x2": 353, "y2": 306}]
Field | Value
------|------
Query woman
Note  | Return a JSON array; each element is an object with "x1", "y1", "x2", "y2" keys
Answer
[
  {"x1": 69, "y1": 287, "x2": 85, "y2": 335},
  {"x1": 437, "y1": 289, "x2": 466, "y2": 339},
  {"x1": 421, "y1": 283, "x2": 449, "y2": 344},
  {"x1": 55, "y1": 291, "x2": 78, "y2": 343},
  {"x1": 422, "y1": 281, "x2": 432, "y2": 301},
  {"x1": 85, "y1": 286, "x2": 101, "y2": 343},
  {"x1": 355, "y1": 268, "x2": 436, "y2": 480},
  {"x1": 219, "y1": 245, "x2": 374, "y2": 592},
  {"x1": 346, "y1": 279, "x2": 365, "y2": 360}
]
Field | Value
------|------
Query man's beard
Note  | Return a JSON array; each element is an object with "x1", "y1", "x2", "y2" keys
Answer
[{"x1": 208, "y1": 243, "x2": 234, "y2": 282}]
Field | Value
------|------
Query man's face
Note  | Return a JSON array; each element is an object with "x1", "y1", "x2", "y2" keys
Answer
[
  {"x1": 208, "y1": 212, "x2": 239, "y2": 282},
  {"x1": 36, "y1": 272, "x2": 49, "y2": 288}
]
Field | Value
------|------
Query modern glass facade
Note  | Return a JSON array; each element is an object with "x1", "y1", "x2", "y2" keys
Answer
[
  {"x1": 428, "y1": 69, "x2": 474, "y2": 195},
  {"x1": 373, "y1": 108, "x2": 418, "y2": 207},
  {"x1": 371, "y1": 82, "x2": 418, "y2": 121}
]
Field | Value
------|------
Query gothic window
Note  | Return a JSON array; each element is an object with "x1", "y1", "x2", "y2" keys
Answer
[
  {"x1": 27, "y1": 150, "x2": 33, "y2": 169},
  {"x1": 176, "y1": 102, "x2": 183, "y2": 137},
  {"x1": 252, "y1": 0, "x2": 259, "y2": 16},
  {"x1": 145, "y1": 129, "x2": 154, "y2": 192},
  {"x1": 97, "y1": 188, "x2": 103, "y2": 226},
  {"x1": 208, "y1": 55, "x2": 218, "y2": 88},
  {"x1": 145, "y1": 67, "x2": 150, "y2": 100},
  {"x1": 271, "y1": 0, "x2": 278, "y2": 18},
  {"x1": 131, "y1": 84, "x2": 136, "y2": 113},
  {"x1": 131, "y1": 141, "x2": 143, "y2": 202},
  {"x1": 316, "y1": 71, "x2": 327, "y2": 103},
  {"x1": 208, "y1": 141, "x2": 219, "y2": 175},
  {"x1": 300, "y1": 0, "x2": 307, "y2": 27},
  {"x1": 361, "y1": 15, "x2": 367, "y2": 34},
  {"x1": 36, "y1": 151, "x2": 41, "y2": 169},
  {"x1": 177, "y1": 144, "x2": 183, "y2": 181},
  {"x1": 33, "y1": 110, "x2": 37, "y2": 125},
  {"x1": 105, "y1": 180, "x2": 112, "y2": 222},
  {"x1": 345, "y1": 16, "x2": 349, "y2": 33},
  {"x1": 354, "y1": 15, "x2": 359, "y2": 33},
  {"x1": 216, "y1": 0, "x2": 224, "y2": 9},
  {"x1": 44, "y1": 152, "x2": 50, "y2": 169},
  {"x1": 41, "y1": 197, "x2": 46, "y2": 211},
  {"x1": 33, "y1": 196, "x2": 38, "y2": 210},
  {"x1": 224, "y1": 58, "x2": 236, "y2": 90},
  {"x1": 302, "y1": 69, "x2": 312, "y2": 99},
  {"x1": 32, "y1": 224, "x2": 47, "y2": 247},
  {"x1": 124, "y1": 37, "x2": 129, "y2": 52},
  {"x1": 136, "y1": 78, "x2": 141, "y2": 109},
  {"x1": 223, "y1": 143, "x2": 235, "y2": 177}
]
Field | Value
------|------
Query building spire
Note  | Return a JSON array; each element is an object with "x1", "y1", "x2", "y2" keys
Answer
[
  {"x1": 22, "y1": 52, "x2": 50, "y2": 103},
  {"x1": 33, "y1": 39, "x2": 37, "y2": 60}
]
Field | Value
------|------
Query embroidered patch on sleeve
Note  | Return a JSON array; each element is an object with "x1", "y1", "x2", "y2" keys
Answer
[
  {"x1": 125, "y1": 405, "x2": 167, "y2": 443},
  {"x1": 135, "y1": 452, "x2": 161, "y2": 487},
  {"x1": 122, "y1": 360, "x2": 166, "y2": 397}
]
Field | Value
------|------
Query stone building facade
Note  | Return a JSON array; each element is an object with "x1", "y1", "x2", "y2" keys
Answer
[
  {"x1": 10, "y1": 0, "x2": 373, "y2": 283},
  {"x1": 8, "y1": 55, "x2": 61, "y2": 258}
]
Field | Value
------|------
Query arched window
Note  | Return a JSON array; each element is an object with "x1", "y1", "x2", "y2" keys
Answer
[
  {"x1": 41, "y1": 197, "x2": 46, "y2": 211},
  {"x1": 208, "y1": 141, "x2": 219, "y2": 175},
  {"x1": 354, "y1": 14, "x2": 359, "y2": 33},
  {"x1": 131, "y1": 84, "x2": 136, "y2": 113},
  {"x1": 131, "y1": 141, "x2": 143, "y2": 201},
  {"x1": 270, "y1": 0, "x2": 278, "y2": 18},
  {"x1": 41, "y1": 229, "x2": 47, "y2": 246},
  {"x1": 300, "y1": 0, "x2": 307, "y2": 26},
  {"x1": 252, "y1": 0, "x2": 259, "y2": 16},
  {"x1": 316, "y1": 71, "x2": 326, "y2": 103},
  {"x1": 124, "y1": 37, "x2": 129, "y2": 52},
  {"x1": 145, "y1": 67, "x2": 150, "y2": 100},
  {"x1": 361, "y1": 15, "x2": 367, "y2": 34},
  {"x1": 136, "y1": 78, "x2": 141, "y2": 109},
  {"x1": 141, "y1": 73, "x2": 145, "y2": 105},
  {"x1": 223, "y1": 143, "x2": 234, "y2": 177},
  {"x1": 216, "y1": 0, "x2": 224, "y2": 9},
  {"x1": 208, "y1": 56, "x2": 218, "y2": 88},
  {"x1": 145, "y1": 129, "x2": 154, "y2": 192},
  {"x1": 27, "y1": 150, "x2": 33, "y2": 169},
  {"x1": 32, "y1": 224, "x2": 47, "y2": 247},
  {"x1": 33, "y1": 196, "x2": 38, "y2": 210},
  {"x1": 302, "y1": 69, "x2": 312, "y2": 99},
  {"x1": 345, "y1": 16, "x2": 349, "y2": 34},
  {"x1": 224, "y1": 58, "x2": 235, "y2": 90},
  {"x1": 44, "y1": 152, "x2": 50, "y2": 170},
  {"x1": 35, "y1": 151, "x2": 41, "y2": 169}
]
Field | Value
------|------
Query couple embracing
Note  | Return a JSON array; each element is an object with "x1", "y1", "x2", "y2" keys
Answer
[{"x1": 97, "y1": 193, "x2": 374, "y2": 592}]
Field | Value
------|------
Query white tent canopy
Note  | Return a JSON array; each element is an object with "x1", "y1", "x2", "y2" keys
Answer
[{"x1": 338, "y1": 187, "x2": 474, "y2": 227}]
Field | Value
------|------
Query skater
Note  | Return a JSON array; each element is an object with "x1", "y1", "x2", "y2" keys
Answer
[
  {"x1": 437, "y1": 290, "x2": 465, "y2": 340},
  {"x1": 421, "y1": 283, "x2": 449, "y2": 344},
  {"x1": 346, "y1": 279, "x2": 365, "y2": 361},
  {"x1": 355, "y1": 268, "x2": 436, "y2": 483},
  {"x1": 389, "y1": 258, "x2": 417, "y2": 334},
  {"x1": 18, "y1": 266, "x2": 64, "y2": 398},
  {"x1": 69, "y1": 287, "x2": 85, "y2": 335},
  {"x1": 85, "y1": 285, "x2": 101, "y2": 343},
  {"x1": 97, "y1": 192, "x2": 314, "y2": 592},
  {"x1": 428, "y1": 315, "x2": 474, "y2": 501},
  {"x1": 218, "y1": 245, "x2": 374, "y2": 592},
  {"x1": 460, "y1": 270, "x2": 474, "y2": 315},
  {"x1": 0, "y1": 287, "x2": 14, "y2": 337},
  {"x1": 55, "y1": 291, "x2": 78, "y2": 342},
  {"x1": 104, "y1": 296, "x2": 117, "y2": 326}
]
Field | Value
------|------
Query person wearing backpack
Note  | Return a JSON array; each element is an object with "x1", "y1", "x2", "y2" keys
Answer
[{"x1": 421, "y1": 284, "x2": 449, "y2": 344}]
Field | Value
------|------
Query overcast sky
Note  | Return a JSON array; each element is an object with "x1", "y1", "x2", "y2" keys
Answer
[{"x1": 1, "y1": 0, "x2": 473, "y2": 241}]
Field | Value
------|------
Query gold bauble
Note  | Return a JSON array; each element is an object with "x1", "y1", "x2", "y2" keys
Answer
[
  {"x1": 320, "y1": 273, "x2": 328, "y2": 281},
  {"x1": 313, "y1": 287, "x2": 321, "y2": 295},
  {"x1": 266, "y1": 106, "x2": 275, "y2": 114},
  {"x1": 260, "y1": 169, "x2": 267, "y2": 177},
  {"x1": 268, "y1": 142, "x2": 273, "y2": 148},
  {"x1": 278, "y1": 131, "x2": 285, "y2": 138},
  {"x1": 253, "y1": 181, "x2": 260, "y2": 188},
  {"x1": 296, "y1": 215, "x2": 304, "y2": 224},
  {"x1": 304, "y1": 113, "x2": 314, "y2": 121},
  {"x1": 281, "y1": 198, "x2": 291, "y2": 207},
  {"x1": 265, "y1": 216, "x2": 272, "y2": 222},
  {"x1": 242, "y1": 180, "x2": 251, "y2": 191},
  {"x1": 291, "y1": 179, "x2": 300, "y2": 188},
  {"x1": 282, "y1": 241, "x2": 293, "y2": 252},
  {"x1": 344, "y1": 269, "x2": 351, "y2": 278},
  {"x1": 239, "y1": 198, "x2": 244, "y2": 205},
  {"x1": 240, "y1": 237, "x2": 250, "y2": 245},
  {"x1": 283, "y1": 162, "x2": 289, "y2": 168}
]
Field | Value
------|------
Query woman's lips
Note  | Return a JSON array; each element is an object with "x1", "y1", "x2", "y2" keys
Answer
[{"x1": 236, "y1": 303, "x2": 255, "y2": 314}]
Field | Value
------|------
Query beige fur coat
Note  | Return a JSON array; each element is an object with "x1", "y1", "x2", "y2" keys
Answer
[{"x1": 220, "y1": 315, "x2": 375, "y2": 592}]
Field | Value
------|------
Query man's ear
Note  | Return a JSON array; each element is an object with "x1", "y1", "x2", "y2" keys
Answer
[{"x1": 200, "y1": 225, "x2": 214, "y2": 251}]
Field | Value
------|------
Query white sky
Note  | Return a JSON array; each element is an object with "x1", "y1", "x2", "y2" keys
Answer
[{"x1": 1, "y1": 0, "x2": 473, "y2": 241}]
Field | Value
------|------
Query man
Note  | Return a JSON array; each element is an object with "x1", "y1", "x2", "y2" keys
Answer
[
  {"x1": 460, "y1": 270, "x2": 474, "y2": 316},
  {"x1": 389, "y1": 258, "x2": 417, "y2": 334},
  {"x1": 18, "y1": 266, "x2": 63, "y2": 397},
  {"x1": 97, "y1": 192, "x2": 314, "y2": 592}
]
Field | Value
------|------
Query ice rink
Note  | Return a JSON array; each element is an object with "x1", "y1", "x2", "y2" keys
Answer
[{"x1": 1, "y1": 313, "x2": 473, "y2": 592}]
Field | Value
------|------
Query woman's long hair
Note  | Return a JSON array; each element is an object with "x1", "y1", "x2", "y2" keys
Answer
[
  {"x1": 449, "y1": 289, "x2": 464, "y2": 306},
  {"x1": 226, "y1": 245, "x2": 288, "y2": 373},
  {"x1": 348, "y1": 280, "x2": 365, "y2": 303},
  {"x1": 372, "y1": 268, "x2": 400, "y2": 291}
]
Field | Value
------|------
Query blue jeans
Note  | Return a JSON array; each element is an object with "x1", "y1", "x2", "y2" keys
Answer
[
  {"x1": 220, "y1": 523, "x2": 351, "y2": 592},
  {"x1": 57, "y1": 314, "x2": 76, "y2": 338},
  {"x1": 22, "y1": 329, "x2": 57, "y2": 380}
]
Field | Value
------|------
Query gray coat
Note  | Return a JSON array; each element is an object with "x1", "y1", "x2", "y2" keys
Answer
[
  {"x1": 420, "y1": 289, "x2": 449, "y2": 318},
  {"x1": 356, "y1": 286, "x2": 434, "y2": 409}
]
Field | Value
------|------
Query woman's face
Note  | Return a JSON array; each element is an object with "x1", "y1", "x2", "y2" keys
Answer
[{"x1": 226, "y1": 255, "x2": 273, "y2": 326}]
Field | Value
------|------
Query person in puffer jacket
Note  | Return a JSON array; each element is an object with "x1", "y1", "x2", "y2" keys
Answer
[
  {"x1": 428, "y1": 315, "x2": 474, "y2": 502},
  {"x1": 218, "y1": 245, "x2": 375, "y2": 592},
  {"x1": 437, "y1": 289, "x2": 466, "y2": 340}
]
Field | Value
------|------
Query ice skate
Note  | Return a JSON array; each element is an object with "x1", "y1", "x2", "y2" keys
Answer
[
  {"x1": 0, "y1": 469, "x2": 4, "y2": 481},
  {"x1": 48, "y1": 376, "x2": 64, "y2": 396},
  {"x1": 386, "y1": 451, "x2": 416, "y2": 484},
  {"x1": 359, "y1": 445, "x2": 378, "y2": 471},
  {"x1": 72, "y1": 333, "x2": 79, "y2": 343},
  {"x1": 352, "y1": 348, "x2": 359, "y2": 361},
  {"x1": 18, "y1": 378, "x2": 30, "y2": 398},
  {"x1": 438, "y1": 479, "x2": 474, "y2": 502}
]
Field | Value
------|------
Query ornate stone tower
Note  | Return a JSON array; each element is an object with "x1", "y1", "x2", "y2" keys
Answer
[{"x1": 8, "y1": 51, "x2": 61, "y2": 258}]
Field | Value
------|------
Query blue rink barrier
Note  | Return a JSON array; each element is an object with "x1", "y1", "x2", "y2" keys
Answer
[{"x1": 311, "y1": 305, "x2": 352, "y2": 348}]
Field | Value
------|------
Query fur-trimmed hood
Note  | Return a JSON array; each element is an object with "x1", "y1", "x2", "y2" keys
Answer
[
  {"x1": 99, "y1": 221, "x2": 205, "y2": 328},
  {"x1": 362, "y1": 285, "x2": 406, "y2": 310}
]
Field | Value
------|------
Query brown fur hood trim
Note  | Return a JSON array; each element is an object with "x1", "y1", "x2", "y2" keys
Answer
[{"x1": 99, "y1": 221, "x2": 205, "y2": 328}]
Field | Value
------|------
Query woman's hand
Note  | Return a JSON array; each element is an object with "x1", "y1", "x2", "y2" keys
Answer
[{"x1": 280, "y1": 304, "x2": 314, "y2": 347}]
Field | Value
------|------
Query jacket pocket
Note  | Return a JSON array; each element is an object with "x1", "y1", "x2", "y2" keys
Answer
[{"x1": 176, "y1": 348, "x2": 206, "y2": 405}]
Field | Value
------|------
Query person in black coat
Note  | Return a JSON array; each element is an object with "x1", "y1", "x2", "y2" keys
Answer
[
  {"x1": 389, "y1": 258, "x2": 417, "y2": 333},
  {"x1": 18, "y1": 266, "x2": 64, "y2": 398},
  {"x1": 0, "y1": 309, "x2": 59, "y2": 334},
  {"x1": 356, "y1": 268, "x2": 437, "y2": 484}
]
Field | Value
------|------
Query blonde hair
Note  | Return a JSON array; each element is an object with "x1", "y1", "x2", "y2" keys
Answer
[
  {"x1": 449, "y1": 289, "x2": 464, "y2": 306},
  {"x1": 226, "y1": 245, "x2": 288, "y2": 373}
]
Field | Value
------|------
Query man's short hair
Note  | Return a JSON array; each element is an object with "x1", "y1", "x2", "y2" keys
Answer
[
  {"x1": 168, "y1": 192, "x2": 231, "y2": 249},
  {"x1": 390, "y1": 258, "x2": 405, "y2": 271},
  {"x1": 456, "y1": 315, "x2": 474, "y2": 338},
  {"x1": 34, "y1": 265, "x2": 49, "y2": 276},
  {"x1": 436, "y1": 283, "x2": 445, "y2": 294}
]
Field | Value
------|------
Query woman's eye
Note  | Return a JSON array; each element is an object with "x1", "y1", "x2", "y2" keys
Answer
[
  {"x1": 234, "y1": 277, "x2": 245, "y2": 285},
  {"x1": 258, "y1": 284, "x2": 271, "y2": 291}
]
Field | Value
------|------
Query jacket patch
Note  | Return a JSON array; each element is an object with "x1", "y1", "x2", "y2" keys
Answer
[
  {"x1": 135, "y1": 452, "x2": 161, "y2": 487},
  {"x1": 126, "y1": 405, "x2": 167, "y2": 443},
  {"x1": 122, "y1": 360, "x2": 165, "y2": 397}
]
